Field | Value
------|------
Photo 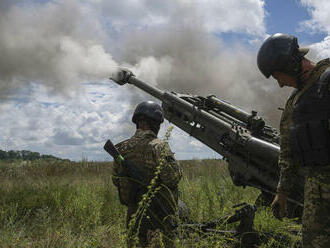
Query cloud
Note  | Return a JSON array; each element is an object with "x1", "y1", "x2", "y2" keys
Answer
[
  {"x1": 299, "y1": 0, "x2": 330, "y2": 60},
  {"x1": 52, "y1": 128, "x2": 85, "y2": 146},
  {"x1": 0, "y1": 81, "x2": 217, "y2": 160},
  {"x1": 309, "y1": 37, "x2": 330, "y2": 60},
  {"x1": 0, "y1": 82, "x2": 134, "y2": 160},
  {"x1": 88, "y1": 0, "x2": 266, "y2": 35},
  {"x1": 0, "y1": 0, "x2": 274, "y2": 161},
  {"x1": 0, "y1": 0, "x2": 267, "y2": 100},
  {"x1": 300, "y1": 0, "x2": 330, "y2": 34}
]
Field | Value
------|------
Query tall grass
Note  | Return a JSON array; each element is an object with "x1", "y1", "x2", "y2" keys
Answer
[{"x1": 0, "y1": 160, "x2": 301, "y2": 247}]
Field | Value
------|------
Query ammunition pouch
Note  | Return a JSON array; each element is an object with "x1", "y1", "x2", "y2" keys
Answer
[
  {"x1": 290, "y1": 67, "x2": 330, "y2": 167},
  {"x1": 114, "y1": 169, "x2": 142, "y2": 206},
  {"x1": 118, "y1": 180, "x2": 145, "y2": 206},
  {"x1": 117, "y1": 183, "x2": 130, "y2": 206}
]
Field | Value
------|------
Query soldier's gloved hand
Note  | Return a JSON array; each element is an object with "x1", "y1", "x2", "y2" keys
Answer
[{"x1": 271, "y1": 192, "x2": 288, "y2": 220}]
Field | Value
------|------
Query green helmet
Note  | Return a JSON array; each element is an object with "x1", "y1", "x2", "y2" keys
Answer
[
  {"x1": 257, "y1": 33, "x2": 309, "y2": 78},
  {"x1": 132, "y1": 101, "x2": 164, "y2": 124}
]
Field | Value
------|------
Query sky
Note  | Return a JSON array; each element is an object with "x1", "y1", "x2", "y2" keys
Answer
[{"x1": 1, "y1": 0, "x2": 330, "y2": 161}]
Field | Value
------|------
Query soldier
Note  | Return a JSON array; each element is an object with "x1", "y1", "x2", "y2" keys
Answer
[
  {"x1": 257, "y1": 33, "x2": 330, "y2": 247},
  {"x1": 112, "y1": 101, "x2": 182, "y2": 248}
]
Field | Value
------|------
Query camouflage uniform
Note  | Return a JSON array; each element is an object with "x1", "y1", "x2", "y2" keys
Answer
[
  {"x1": 277, "y1": 59, "x2": 330, "y2": 247},
  {"x1": 112, "y1": 129, "x2": 182, "y2": 248}
]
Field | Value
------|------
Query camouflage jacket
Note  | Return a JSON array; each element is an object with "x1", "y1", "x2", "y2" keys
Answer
[
  {"x1": 277, "y1": 59, "x2": 330, "y2": 193},
  {"x1": 112, "y1": 129, "x2": 182, "y2": 208}
]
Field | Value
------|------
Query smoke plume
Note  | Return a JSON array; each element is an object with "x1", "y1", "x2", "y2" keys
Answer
[
  {"x1": 118, "y1": 21, "x2": 290, "y2": 126},
  {"x1": 0, "y1": 0, "x2": 288, "y2": 126},
  {"x1": 0, "y1": 0, "x2": 118, "y2": 99}
]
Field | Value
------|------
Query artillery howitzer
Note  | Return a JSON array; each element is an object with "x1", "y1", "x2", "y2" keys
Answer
[{"x1": 109, "y1": 69, "x2": 304, "y2": 218}]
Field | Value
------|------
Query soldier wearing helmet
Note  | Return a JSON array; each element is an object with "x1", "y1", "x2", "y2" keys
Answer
[
  {"x1": 111, "y1": 101, "x2": 182, "y2": 247},
  {"x1": 257, "y1": 33, "x2": 330, "y2": 247}
]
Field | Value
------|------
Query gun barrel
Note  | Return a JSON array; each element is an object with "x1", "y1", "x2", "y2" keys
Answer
[
  {"x1": 207, "y1": 95, "x2": 251, "y2": 123},
  {"x1": 247, "y1": 137, "x2": 280, "y2": 162},
  {"x1": 128, "y1": 77, "x2": 165, "y2": 101}
]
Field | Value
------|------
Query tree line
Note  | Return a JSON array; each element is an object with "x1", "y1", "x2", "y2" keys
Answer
[{"x1": 0, "y1": 150, "x2": 63, "y2": 161}]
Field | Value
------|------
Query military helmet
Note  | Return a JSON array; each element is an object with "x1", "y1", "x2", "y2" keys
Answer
[
  {"x1": 132, "y1": 101, "x2": 164, "y2": 124},
  {"x1": 257, "y1": 33, "x2": 309, "y2": 78}
]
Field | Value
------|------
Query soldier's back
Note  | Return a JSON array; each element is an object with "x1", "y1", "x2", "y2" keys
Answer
[
  {"x1": 116, "y1": 129, "x2": 163, "y2": 183},
  {"x1": 115, "y1": 129, "x2": 179, "y2": 247}
]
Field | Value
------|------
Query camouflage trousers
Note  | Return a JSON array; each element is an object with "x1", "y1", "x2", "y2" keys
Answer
[
  {"x1": 302, "y1": 172, "x2": 330, "y2": 248},
  {"x1": 126, "y1": 206, "x2": 176, "y2": 248}
]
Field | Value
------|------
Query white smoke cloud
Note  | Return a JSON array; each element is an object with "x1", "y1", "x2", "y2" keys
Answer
[
  {"x1": 127, "y1": 56, "x2": 173, "y2": 86},
  {"x1": 0, "y1": 0, "x2": 118, "y2": 98},
  {"x1": 117, "y1": 25, "x2": 287, "y2": 126},
  {"x1": 0, "y1": 0, "x2": 274, "y2": 160},
  {"x1": 0, "y1": 0, "x2": 267, "y2": 99}
]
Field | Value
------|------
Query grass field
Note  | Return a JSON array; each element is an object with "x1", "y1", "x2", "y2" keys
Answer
[{"x1": 0, "y1": 159, "x2": 301, "y2": 248}]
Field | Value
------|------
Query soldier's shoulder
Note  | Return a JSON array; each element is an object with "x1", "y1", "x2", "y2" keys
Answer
[
  {"x1": 115, "y1": 139, "x2": 131, "y2": 153},
  {"x1": 149, "y1": 137, "x2": 164, "y2": 145},
  {"x1": 149, "y1": 138, "x2": 167, "y2": 149},
  {"x1": 149, "y1": 138, "x2": 175, "y2": 157}
]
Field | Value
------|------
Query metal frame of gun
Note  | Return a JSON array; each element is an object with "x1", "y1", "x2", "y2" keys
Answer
[
  {"x1": 180, "y1": 203, "x2": 257, "y2": 234},
  {"x1": 109, "y1": 69, "x2": 304, "y2": 213},
  {"x1": 177, "y1": 203, "x2": 260, "y2": 247}
]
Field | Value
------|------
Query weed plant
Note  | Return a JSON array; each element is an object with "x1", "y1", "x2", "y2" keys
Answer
[{"x1": 0, "y1": 158, "x2": 301, "y2": 247}]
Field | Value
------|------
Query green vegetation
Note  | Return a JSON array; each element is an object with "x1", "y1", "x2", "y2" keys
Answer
[
  {"x1": 0, "y1": 150, "x2": 67, "y2": 161},
  {"x1": 0, "y1": 159, "x2": 301, "y2": 248}
]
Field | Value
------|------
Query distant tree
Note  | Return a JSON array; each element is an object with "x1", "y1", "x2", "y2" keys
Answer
[
  {"x1": 0, "y1": 150, "x2": 7, "y2": 159},
  {"x1": 41, "y1": 154, "x2": 56, "y2": 159},
  {"x1": 21, "y1": 150, "x2": 32, "y2": 160},
  {"x1": 8, "y1": 150, "x2": 20, "y2": 159},
  {"x1": 0, "y1": 150, "x2": 65, "y2": 162},
  {"x1": 29, "y1": 152, "x2": 40, "y2": 160}
]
